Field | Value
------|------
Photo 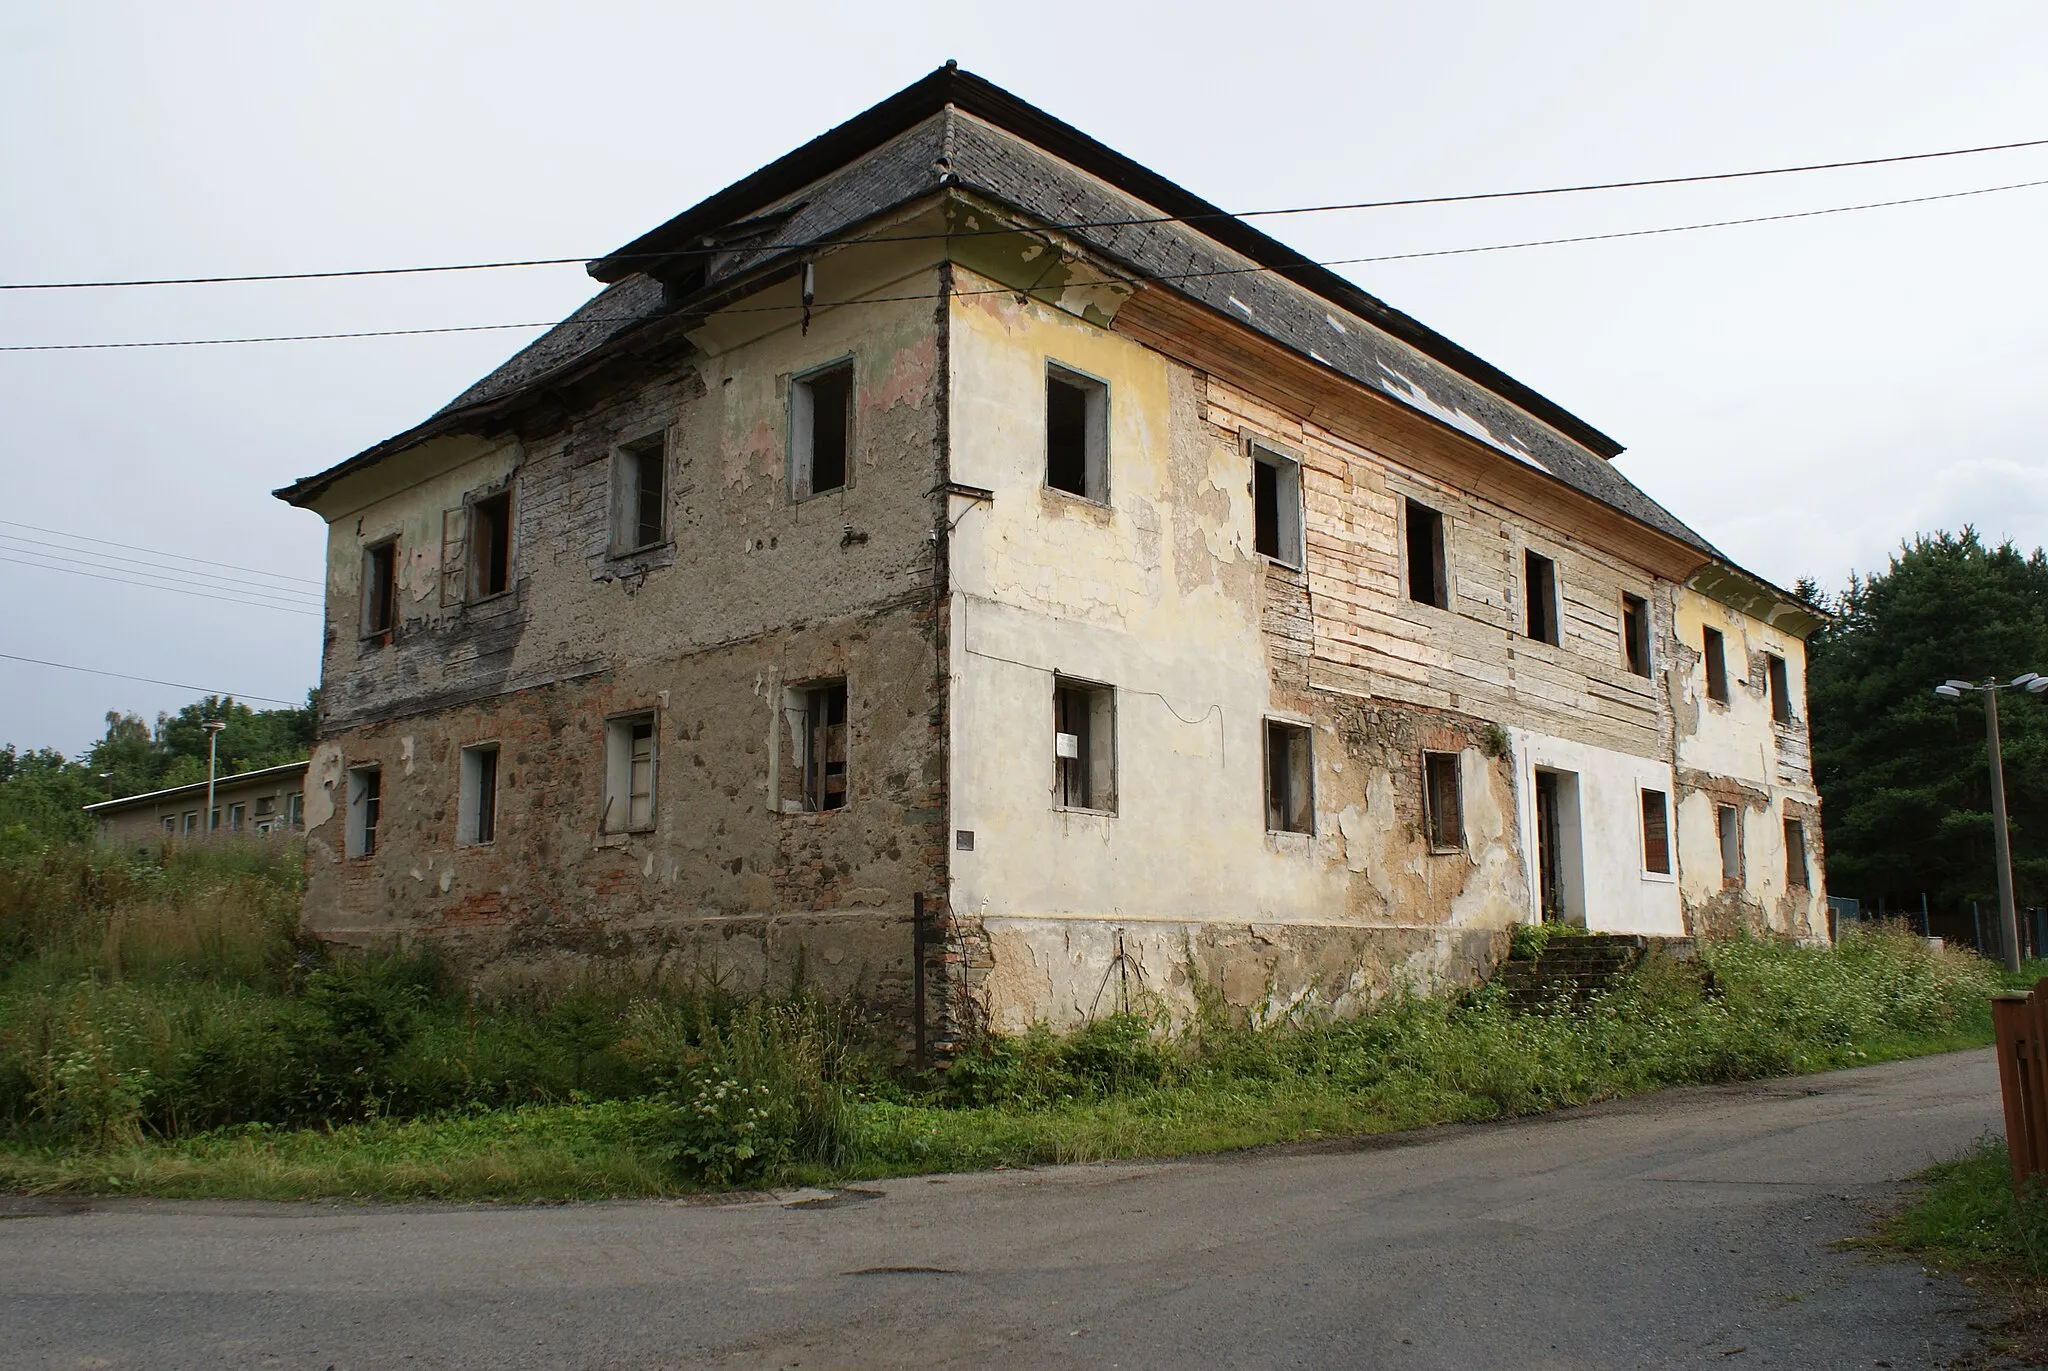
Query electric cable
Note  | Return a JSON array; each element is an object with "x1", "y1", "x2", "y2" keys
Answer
[
  {"x1": 0, "y1": 534, "x2": 323, "y2": 602},
  {"x1": 0, "y1": 651, "x2": 303, "y2": 706},
  {"x1": 0, "y1": 555, "x2": 322, "y2": 616},
  {"x1": 0, "y1": 519, "x2": 324, "y2": 585},
  {"x1": 2, "y1": 133, "x2": 2043, "y2": 291},
  {"x1": 2, "y1": 173, "x2": 2041, "y2": 354}
]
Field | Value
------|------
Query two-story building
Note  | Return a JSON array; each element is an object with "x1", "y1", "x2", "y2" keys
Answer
[{"x1": 277, "y1": 65, "x2": 1825, "y2": 1033}]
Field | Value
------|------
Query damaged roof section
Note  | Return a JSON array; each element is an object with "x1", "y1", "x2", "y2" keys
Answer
[{"x1": 277, "y1": 63, "x2": 1715, "y2": 562}]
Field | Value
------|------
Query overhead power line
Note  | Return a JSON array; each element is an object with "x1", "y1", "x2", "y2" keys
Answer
[
  {"x1": 1, "y1": 174, "x2": 2042, "y2": 353},
  {"x1": 0, "y1": 651, "x2": 303, "y2": 707},
  {"x1": 0, "y1": 544, "x2": 322, "y2": 611},
  {"x1": 0, "y1": 554, "x2": 322, "y2": 616},
  {"x1": 0, "y1": 534, "x2": 322, "y2": 602},
  {"x1": 1, "y1": 133, "x2": 2043, "y2": 292},
  {"x1": 0, "y1": 519, "x2": 324, "y2": 586}
]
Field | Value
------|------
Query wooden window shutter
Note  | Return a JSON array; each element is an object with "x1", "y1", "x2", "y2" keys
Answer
[{"x1": 439, "y1": 506, "x2": 469, "y2": 606}]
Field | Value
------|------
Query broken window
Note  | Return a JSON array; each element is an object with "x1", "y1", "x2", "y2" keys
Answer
[
  {"x1": 1524, "y1": 550, "x2": 1559, "y2": 645},
  {"x1": 1703, "y1": 626, "x2": 1729, "y2": 703},
  {"x1": 791, "y1": 362, "x2": 853, "y2": 498},
  {"x1": 347, "y1": 766, "x2": 381, "y2": 859},
  {"x1": 1640, "y1": 788, "x2": 1671, "y2": 874},
  {"x1": 1252, "y1": 442, "x2": 1304, "y2": 568},
  {"x1": 603, "y1": 713, "x2": 657, "y2": 833},
  {"x1": 1622, "y1": 593, "x2": 1652, "y2": 678},
  {"x1": 1784, "y1": 817, "x2": 1808, "y2": 890},
  {"x1": 780, "y1": 682, "x2": 849, "y2": 813},
  {"x1": 360, "y1": 538, "x2": 397, "y2": 637},
  {"x1": 470, "y1": 491, "x2": 512, "y2": 599},
  {"x1": 1406, "y1": 499, "x2": 1448, "y2": 608},
  {"x1": 460, "y1": 743, "x2": 499, "y2": 846},
  {"x1": 1767, "y1": 653, "x2": 1791, "y2": 723},
  {"x1": 612, "y1": 433, "x2": 667, "y2": 555},
  {"x1": 1264, "y1": 719, "x2": 1313, "y2": 834},
  {"x1": 1422, "y1": 751, "x2": 1462, "y2": 850},
  {"x1": 1046, "y1": 364, "x2": 1108, "y2": 501},
  {"x1": 1053, "y1": 678, "x2": 1116, "y2": 813},
  {"x1": 1717, "y1": 804, "x2": 1742, "y2": 887}
]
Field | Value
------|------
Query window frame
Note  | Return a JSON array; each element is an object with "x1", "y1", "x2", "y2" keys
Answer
[
  {"x1": 610, "y1": 431, "x2": 669, "y2": 558},
  {"x1": 1716, "y1": 803, "x2": 1743, "y2": 888},
  {"x1": 459, "y1": 742, "x2": 501, "y2": 847},
  {"x1": 1404, "y1": 498, "x2": 1449, "y2": 610},
  {"x1": 1639, "y1": 787, "x2": 1673, "y2": 876},
  {"x1": 359, "y1": 536, "x2": 398, "y2": 639},
  {"x1": 1044, "y1": 361, "x2": 1110, "y2": 504},
  {"x1": 1263, "y1": 718, "x2": 1314, "y2": 834},
  {"x1": 467, "y1": 489, "x2": 514, "y2": 602},
  {"x1": 785, "y1": 680, "x2": 850, "y2": 815},
  {"x1": 1703, "y1": 626, "x2": 1730, "y2": 704},
  {"x1": 1621, "y1": 592, "x2": 1653, "y2": 678},
  {"x1": 1523, "y1": 548, "x2": 1560, "y2": 646},
  {"x1": 1052, "y1": 676, "x2": 1118, "y2": 816},
  {"x1": 227, "y1": 802, "x2": 245, "y2": 833},
  {"x1": 1249, "y1": 438, "x2": 1305, "y2": 570},
  {"x1": 1421, "y1": 750, "x2": 1463, "y2": 852},
  {"x1": 1767, "y1": 653, "x2": 1792, "y2": 723},
  {"x1": 346, "y1": 766, "x2": 382, "y2": 860},
  {"x1": 602, "y1": 711, "x2": 659, "y2": 835},
  {"x1": 789, "y1": 357, "x2": 856, "y2": 501},
  {"x1": 1784, "y1": 816, "x2": 1809, "y2": 890}
]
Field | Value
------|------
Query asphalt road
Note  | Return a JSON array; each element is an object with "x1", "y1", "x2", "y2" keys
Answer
[{"x1": 0, "y1": 1050, "x2": 2013, "y2": 1370}]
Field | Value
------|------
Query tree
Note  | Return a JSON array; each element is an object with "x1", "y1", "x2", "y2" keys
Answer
[{"x1": 1808, "y1": 529, "x2": 2048, "y2": 913}]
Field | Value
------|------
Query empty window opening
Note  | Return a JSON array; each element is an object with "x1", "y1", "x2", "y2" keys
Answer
[
  {"x1": 1640, "y1": 788, "x2": 1671, "y2": 874},
  {"x1": 209, "y1": 808, "x2": 221, "y2": 832},
  {"x1": 1054, "y1": 678, "x2": 1117, "y2": 813},
  {"x1": 227, "y1": 802, "x2": 245, "y2": 833},
  {"x1": 161, "y1": 816, "x2": 175, "y2": 834},
  {"x1": 361, "y1": 538, "x2": 397, "y2": 637},
  {"x1": 1703, "y1": 627, "x2": 1729, "y2": 703},
  {"x1": 799, "y1": 682, "x2": 849, "y2": 812},
  {"x1": 603, "y1": 713, "x2": 657, "y2": 833},
  {"x1": 470, "y1": 491, "x2": 512, "y2": 599},
  {"x1": 1717, "y1": 804, "x2": 1742, "y2": 887},
  {"x1": 181, "y1": 810, "x2": 198, "y2": 835},
  {"x1": 460, "y1": 743, "x2": 500, "y2": 846},
  {"x1": 1623, "y1": 593, "x2": 1652, "y2": 677},
  {"x1": 286, "y1": 792, "x2": 303, "y2": 829},
  {"x1": 1406, "y1": 500, "x2": 1448, "y2": 608},
  {"x1": 1045, "y1": 366, "x2": 1108, "y2": 501},
  {"x1": 1524, "y1": 550, "x2": 1559, "y2": 645},
  {"x1": 1264, "y1": 720, "x2": 1313, "y2": 834},
  {"x1": 1252, "y1": 443, "x2": 1304, "y2": 567},
  {"x1": 1784, "y1": 817, "x2": 1808, "y2": 889},
  {"x1": 347, "y1": 767, "x2": 381, "y2": 859},
  {"x1": 792, "y1": 363, "x2": 853, "y2": 497},
  {"x1": 1768, "y1": 653, "x2": 1791, "y2": 723},
  {"x1": 1422, "y1": 751, "x2": 1462, "y2": 850},
  {"x1": 613, "y1": 433, "x2": 667, "y2": 554}
]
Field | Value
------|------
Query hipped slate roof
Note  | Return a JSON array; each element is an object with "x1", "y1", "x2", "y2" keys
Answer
[{"x1": 277, "y1": 65, "x2": 1714, "y2": 561}]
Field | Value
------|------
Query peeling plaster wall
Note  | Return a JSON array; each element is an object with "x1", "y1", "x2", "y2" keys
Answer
[
  {"x1": 1509, "y1": 729, "x2": 1684, "y2": 936},
  {"x1": 944, "y1": 276, "x2": 1525, "y2": 1029},
  {"x1": 301, "y1": 277, "x2": 949, "y2": 1002},
  {"x1": 1671, "y1": 587, "x2": 1826, "y2": 938}
]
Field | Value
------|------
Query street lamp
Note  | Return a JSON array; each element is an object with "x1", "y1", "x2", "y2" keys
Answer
[
  {"x1": 202, "y1": 721, "x2": 227, "y2": 840},
  {"x1": 1934, "y1": 673, "x2": 2048, "y2": 972}
]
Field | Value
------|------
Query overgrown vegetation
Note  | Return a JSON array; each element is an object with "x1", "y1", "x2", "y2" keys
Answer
[{"x1": 0, "y1": 842, "x2": 2015, "y2": 1201}]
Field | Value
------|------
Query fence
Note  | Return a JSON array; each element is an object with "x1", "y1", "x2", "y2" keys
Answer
[
  {"x1": 1993, "y1": 980, "x2": 2048, "y2": 1192},
  {"x1": 1832, "y1": 895, "x2": 2048, "y2": 959}
]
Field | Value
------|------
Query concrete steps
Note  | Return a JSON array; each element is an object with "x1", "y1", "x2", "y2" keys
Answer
[{"x1": 1497, "y1": 933, "x2": 1678, "y2": 1011}]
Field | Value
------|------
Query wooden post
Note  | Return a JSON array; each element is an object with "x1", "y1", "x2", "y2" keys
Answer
[{"x1": 1994, "y1": 992, "x2": 2032, "y2": 1192}]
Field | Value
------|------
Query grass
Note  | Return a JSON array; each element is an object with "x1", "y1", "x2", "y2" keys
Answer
[
  {"x1": 0, "y1": 840, "x2": 2026, "y2": 1202},
  {"x1": 1878, "y1": 1138, "x2": 2048, "y2": 1363}
]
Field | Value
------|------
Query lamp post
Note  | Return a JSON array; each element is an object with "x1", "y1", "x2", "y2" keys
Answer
[
  {"x1": 202, "y1": 721, "x2": 227, "y2": 840},
  {"x1": 1935, "y1": 673, "x2": 2048, "y2": 972}
]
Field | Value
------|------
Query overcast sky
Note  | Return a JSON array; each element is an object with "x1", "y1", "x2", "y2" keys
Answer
[{"x1": 3, "y1": 0, "x2": 2045, "y2": 755}]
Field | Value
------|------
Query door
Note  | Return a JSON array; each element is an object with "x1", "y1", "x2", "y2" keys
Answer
[{"x1": 1535, "y1": 769, "x2": 1564, "y2": 924}]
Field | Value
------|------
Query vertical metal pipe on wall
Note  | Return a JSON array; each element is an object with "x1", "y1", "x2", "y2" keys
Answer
[{"x1": 913, "y1": 892, "x2": 927, "y2": 1072}]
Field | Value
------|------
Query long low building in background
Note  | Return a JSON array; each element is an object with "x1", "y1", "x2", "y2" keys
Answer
[{"x1": 84, "y1": 760, "x2": 309, "y2": 849}]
